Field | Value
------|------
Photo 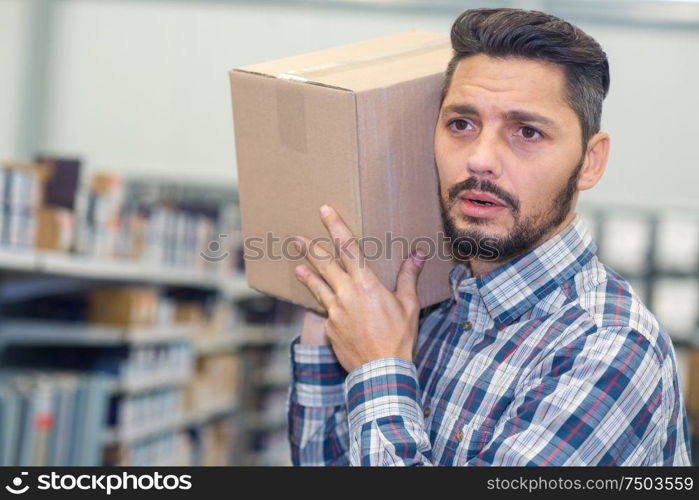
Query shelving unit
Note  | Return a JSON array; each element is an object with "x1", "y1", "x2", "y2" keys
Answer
[
  {"x1": 103, "y1": 414, "x2": 188, "y2": 445},
  {"x1": 0, "y1": 242, "x2": 298, "y2": 466},
  {"x1": 103, "y1": 397, "x2": 239, "y2": 446},
  {"x1": 0, "y1": 321, "x2": 194, "y2": 347},
  {"x1": 110, "y1": 372, "x2": 192, "y2": 395},
  {"x1": 0, "y1": 249, "x2": 36, "y2": 271},
  {"x1": 8, "y1": 203, "x2": 694, "y2": 465},
  {"x1": 0, "y1": 247, "x2": 256, "y2": 291}
]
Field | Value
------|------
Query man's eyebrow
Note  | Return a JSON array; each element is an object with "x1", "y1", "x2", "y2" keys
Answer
[
  {"x1": 441, "y1": 104, "x2": 560, "y2": 131},
  {"x1": 441, "y1": 104, "x2": 478, "y2": 116},
  {"x1": 504, "y1": 110, "x2": 559, "y2": 130}
]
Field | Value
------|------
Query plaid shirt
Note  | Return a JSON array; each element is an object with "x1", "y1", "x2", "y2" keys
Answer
[{"x1": 287, "y1": 214, "x2": 692, "y2": 466}]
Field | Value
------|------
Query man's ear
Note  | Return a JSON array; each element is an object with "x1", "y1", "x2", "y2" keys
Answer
[{"x1": 577, "y1": 131, "x2": 610, "y2": 191}]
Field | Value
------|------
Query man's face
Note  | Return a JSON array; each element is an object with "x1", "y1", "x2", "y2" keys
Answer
[{"x1": 435, "y1": 54, "x2": 585, "y2": 262}]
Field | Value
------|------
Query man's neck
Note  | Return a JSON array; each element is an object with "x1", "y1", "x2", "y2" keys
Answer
[
  {"x1": 467, "y1": 212, "x2": 577, "y2": 278},
  {"x1": 468, "y1": 257, "x2": 510, "y2": 278}
]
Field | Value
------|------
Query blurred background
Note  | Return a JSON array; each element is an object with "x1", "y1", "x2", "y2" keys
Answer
[{"x1": 0, "y1": 0, "x2": 697, "y2": 466}]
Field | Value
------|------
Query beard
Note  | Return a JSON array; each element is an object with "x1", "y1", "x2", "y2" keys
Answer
[{"x1": 440, "y1": 158, "x2": 583, "y2": 263}]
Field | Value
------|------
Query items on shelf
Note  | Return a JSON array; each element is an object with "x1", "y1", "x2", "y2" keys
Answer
[
  {"x1": 185, "y1": 354, "x2": 240, "y2": 417},
  {"x1": 655, "y1": 214, "x2": 699, "y2": 273},
  {"x1": 653, "y1": 278, "x2": 699, "y2": 339},
  {"x1": 34, "y1": 156, "x2": 82, "y2": 252},
  {"x1": 109, "y1": 343, "x2": 194, "y2": 388},
  {"x1": 74, "y1": 172, "x2": 124, "y2": 258},
  {"x1": 598, "y1": 211, "x2": 653, "y2": 276},
  {"x1": 0, "y1": 159, "x2": 242, "y2": 276},
  {"x1": 0, "y1": 160, "x2": 39, "y2": 249},
  {"x1": 108, "y1": 388, "x2": 185, "y2": 441},
  {"x1": 0, "y1": 371, "x2": 110, "y2": 466},
  {"x1": 107, "y1": 430, "x2": 192, "y2": 467},
  {"x1": 231, "y1": 296, "x2": 301, "y2": 465},
  {"x1": 88, "y1": 286, "x2": 162, "y2": 328},
  {"x1": 197, "y1": 419, "x2": 237, "y2": 467}
]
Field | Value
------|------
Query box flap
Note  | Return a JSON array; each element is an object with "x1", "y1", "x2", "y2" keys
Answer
[{"x1": 237, "y1": 31, "x2": 451, "y2": 92}]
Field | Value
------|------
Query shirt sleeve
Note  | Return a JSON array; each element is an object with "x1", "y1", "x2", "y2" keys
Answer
[
  {"x1": 342, "y1": 326, "x2": 690, "y2": 466},
  {"x1": 287, "y1": 335, "x2": 350, "y2": 466},
  {"x1": 340, "y1": 305, "x2": 448, "y2": 466},
  {"x1": 344, "y1": 357, "x2": 435, "y2": 466},
  {"x1": 465, "y1": 326, "x2": 684, "y2": 465}
]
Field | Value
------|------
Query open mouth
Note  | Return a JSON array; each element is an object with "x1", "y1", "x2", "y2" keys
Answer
[
  {"x1": 467, "y1": 199, "x2": 497, "y2": 206},
  {"x1": 458, "y1": 190, "x2": 508, "y2": 218},
  {"x1": 458, "y1": 191, "x2": 506, "y2": 208}
]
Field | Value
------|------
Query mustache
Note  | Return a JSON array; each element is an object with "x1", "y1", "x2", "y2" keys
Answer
[{"x1": 447, "y1": 177, "x2": 520, "y2": 213}]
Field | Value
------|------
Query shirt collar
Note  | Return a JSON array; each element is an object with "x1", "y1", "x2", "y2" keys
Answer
[{"x1": 448, "y1": 213, "x2": 598, "y2": 326}]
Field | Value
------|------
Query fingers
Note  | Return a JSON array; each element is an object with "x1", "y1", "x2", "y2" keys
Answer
[
  {"x1": 294, "y1": 235, "x2": 346, "y2": 291},
  {"x1": 318, "y1": 205, "x2": 364, "y2": 276},
  {"x1": 395, "y1": 249, "x2": 426, "y2": 306},
  {"x1": 295, "y1": 265, "x2": 335, "y2": 310}
]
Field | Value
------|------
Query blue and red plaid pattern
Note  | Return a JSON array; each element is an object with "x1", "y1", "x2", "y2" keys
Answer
[{"x1": 287, "y1": 214, "x2": 692, "y2": 466}]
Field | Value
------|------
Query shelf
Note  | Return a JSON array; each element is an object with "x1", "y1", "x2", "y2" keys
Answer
[
  {"x1": 248, "y1": 450, "x2": 293, "y2": 467},
  {"x1": 0, "y1": 246, "x2": 258, "y2": 293},
  {"x1": 110, "y1": 371, "x2": 192, "y2": 394},
  {"x1": 235, "y1": 324, "x2": 297, "y2": 347},
  {"x1": 0, "y1": 248, "x2": 38, "y2": 271},
  {"x1": 186, "y1": 398, "x2": 239, "y2": 426},
  {"x1": 220, "y1": 274, "x2": 263, "y2": 300},
  {"x1": 104, "y1": 414, "x2": 186, "y2": 444},
  {"x1": 247, "y1": 410, "x2": 287, "y2": 432},
  {"x1": 0, "y1": 320, "x2": 194, "y2": 347},
  {"x1": 103, "y1": 399, "x2": 238, "y2": 445},
  {"x1": 195, "y1": 325, "x2": 298, "y2": 354},
  {"x1": 0, "y1": 320, "x2": 294, "y2": 350},
  {"x1": 260, "y1": 371, "x2": 289, "y2": 388},
  {"x1": 37, "y1": 251, "x2": 220, "y2": 288},
  {"x1": 671, "y1": 336, "x2": 699, "y2": 350},
  {"x1": 249, "y1": 450, "x2": 292, "y2": 467},
  {"x1": 195, "y1": 335, "x2": 239, "y2": 355}
]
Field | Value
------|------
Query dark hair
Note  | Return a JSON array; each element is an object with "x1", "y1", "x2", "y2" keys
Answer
[{"x1": 442, "y1": 8, "x2": 610, "y2": 147}]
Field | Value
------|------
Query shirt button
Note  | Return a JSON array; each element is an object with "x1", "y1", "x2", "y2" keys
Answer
[
  {"x1": 423, "y1": 407, "x2": 431, "y2": 418},
  {"x1": 462, "y1": 320, "x2": 473, "y2": 331},
  {"x1": 456, "y1": 430, "x2": 464, "y2": 442}
]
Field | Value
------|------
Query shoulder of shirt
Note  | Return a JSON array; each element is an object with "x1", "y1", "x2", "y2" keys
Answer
[{"x1": 550, "y1": 254, "x2": 671, "y2": 367}]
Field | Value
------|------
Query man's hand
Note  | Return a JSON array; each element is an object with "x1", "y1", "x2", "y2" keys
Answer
[{"x1": 293, "y1": 204, "x2": 426, "y2": 372}]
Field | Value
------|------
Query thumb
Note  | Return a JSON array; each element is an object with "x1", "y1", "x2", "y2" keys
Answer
[{"x1": 395, "y1": 248, "x2": 426, "y2": 305}]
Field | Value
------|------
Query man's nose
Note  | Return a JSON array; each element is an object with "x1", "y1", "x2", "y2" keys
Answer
[{"x1": 466, "y1": 127, "x2": 503, "y2": 180}]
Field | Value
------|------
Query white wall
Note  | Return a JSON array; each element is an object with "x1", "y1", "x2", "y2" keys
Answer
[
  {"x1": 41, "y1": 0, "x2": 450, "y2": 184},
  {"x1": 0, "y1": 0, "x2": 30, "y2": 157},
  {"x1": 7, "y1": 0, "x2": 699, "y2": 208},
  {"x1": 587, "y1": 24, "x2": 699, "y2": 209}
]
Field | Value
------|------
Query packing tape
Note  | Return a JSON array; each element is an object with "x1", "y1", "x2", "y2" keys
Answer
[
  {"x1": 273, "y1": 38, "x2": 449, "y2": 154},
  {"x1": 276, "y1": 82, "x2": 308, "y2": 154},
  {"x1": 275, "y1": 38, "x2": 450, "y2": 81}
]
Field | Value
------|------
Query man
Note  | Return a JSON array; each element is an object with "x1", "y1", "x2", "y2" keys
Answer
[{"x1": 287, "y1": 8, "x2": 691, "y2": 465}]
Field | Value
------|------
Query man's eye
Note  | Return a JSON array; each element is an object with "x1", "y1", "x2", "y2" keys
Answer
[
  {"x1": 519, "y1": 126, "x2": 542, "y2": 141},
  {"x1": 448, "y1": 119, "x2": 472, "y2": 132}
]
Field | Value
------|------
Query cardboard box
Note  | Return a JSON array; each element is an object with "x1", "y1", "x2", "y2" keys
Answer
[
  {"x1": 87, "y1": 287, "x2": 159, "y2": 327},
  {"x1": 35, "y1": 206, "x2": 74, "y2": 251},
  {"x1": 2, "y1": 158, "x2": 81, "y2": 251},
  {"x1": 229, "y1": 31, "x2": 455, "y2": 313},
  {"x1": 174, "y1": 301, "x2": 205, "y2": 325}
]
